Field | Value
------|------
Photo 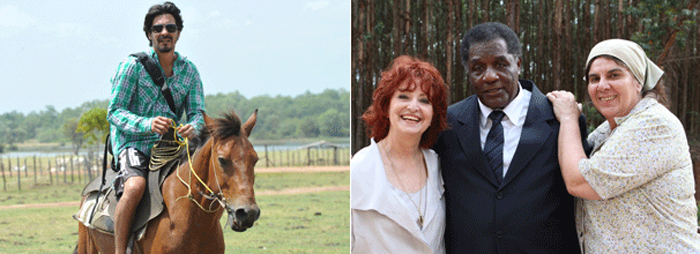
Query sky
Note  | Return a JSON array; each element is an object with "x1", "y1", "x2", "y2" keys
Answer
[{"x1": 0, "y1": 0, "x2": 350, "y2": 114}]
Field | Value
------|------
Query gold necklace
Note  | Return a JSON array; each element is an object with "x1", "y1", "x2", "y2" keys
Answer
[{"x1": 380, "y1": 142, "x2": 427, "y2": 230}]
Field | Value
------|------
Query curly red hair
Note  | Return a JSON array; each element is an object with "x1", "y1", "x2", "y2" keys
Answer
[{"x1": 362, "y1": 55, "x2": 449, "y2": 149}]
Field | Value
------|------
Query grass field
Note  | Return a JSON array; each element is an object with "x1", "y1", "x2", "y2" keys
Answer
[{"x1": 0, "y1": 169, "x2": 349, "y2": 253}]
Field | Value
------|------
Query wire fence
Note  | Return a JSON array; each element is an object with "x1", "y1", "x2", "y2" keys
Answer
[
  {"x1": 256, "y1": 142, "x2": 351, "y2": 168},
  {"x1": 0, "y1": 143, "x2": 350, "y2": 192}
]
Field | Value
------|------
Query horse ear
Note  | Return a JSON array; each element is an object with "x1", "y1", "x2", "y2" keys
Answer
[
  {"x1": 202, "y1": 110, "x2": 214, "y2": 129},
  {"x1": 242, "y1": 109, "x2": 258, "y2": 137}
]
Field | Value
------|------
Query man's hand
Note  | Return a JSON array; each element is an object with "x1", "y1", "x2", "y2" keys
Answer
[
  {"x1": 151, "y1": 116, "x2": 172, "y2": 135},
  {"x1": 177, "y1": 124, "x2": 196, "y2": 139}
]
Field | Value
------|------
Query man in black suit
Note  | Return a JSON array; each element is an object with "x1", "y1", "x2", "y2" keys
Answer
[{"x1": 433, "y1": 22, "x2": 588, "y2": 253}]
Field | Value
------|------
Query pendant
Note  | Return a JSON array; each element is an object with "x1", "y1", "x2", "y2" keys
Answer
[{"x1": 418, "y1": 216, "x2": 424, "y2": 229}]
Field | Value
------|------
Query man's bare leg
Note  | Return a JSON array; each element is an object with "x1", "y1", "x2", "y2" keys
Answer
[{"x1": 114, "y1": 176, "x2": 146, "y2": 254}]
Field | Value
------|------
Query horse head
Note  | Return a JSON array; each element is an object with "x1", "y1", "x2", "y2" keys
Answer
[{"x1": 202, "y1": 109, "x2": 260, "y2": 232}]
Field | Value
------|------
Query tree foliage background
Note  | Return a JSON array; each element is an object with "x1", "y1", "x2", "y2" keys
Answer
[
  {"x1": 352, "y1": 0, "x2": 700, "y2": 154},
  {"x1": 0, "y1": 88, "x2": 349, "y2": 152}
]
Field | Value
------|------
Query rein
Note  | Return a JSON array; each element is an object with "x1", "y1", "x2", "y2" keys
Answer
[{"x1": 152, "y1": 125, "x2": 230, "y2": 213}]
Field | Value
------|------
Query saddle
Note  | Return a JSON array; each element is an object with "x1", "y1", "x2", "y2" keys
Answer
[{"x1": 74, "y1": 127, "x2": 183, "y2": 241}]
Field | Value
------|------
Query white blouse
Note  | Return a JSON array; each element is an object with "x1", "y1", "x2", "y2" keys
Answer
[{"x1": 351, "y1": 139, "x2": 446, "y2": 254}]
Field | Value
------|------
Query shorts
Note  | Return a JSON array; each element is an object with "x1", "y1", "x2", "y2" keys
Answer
[{"x1": 113, "y1": 147, "x2": 148, "y2": 200}]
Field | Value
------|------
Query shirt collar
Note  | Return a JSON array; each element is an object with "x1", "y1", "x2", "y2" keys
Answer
[
  {"x1": 478, "y1": 83, "x2": 527, "y2": 128},
  {"x1": 612, "y1": 97, "x2": 656, "y2": 126}
]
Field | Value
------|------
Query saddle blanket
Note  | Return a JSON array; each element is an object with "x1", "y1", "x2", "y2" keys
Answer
[{"x1": 73, "y1": 151, "x2": 181, "y2": 240}]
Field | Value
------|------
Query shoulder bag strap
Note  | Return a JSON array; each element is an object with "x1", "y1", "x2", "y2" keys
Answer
[{"x1": 130, "y1": 52, "x2": 177, "y2": 114}]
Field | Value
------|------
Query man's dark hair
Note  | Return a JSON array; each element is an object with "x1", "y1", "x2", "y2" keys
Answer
[
  {"x1": 143, "y1": 2, "x2": 184, "y2": 46},
  {"x1": 460, "y1": 22, "x2": 521, "y2": 67}
]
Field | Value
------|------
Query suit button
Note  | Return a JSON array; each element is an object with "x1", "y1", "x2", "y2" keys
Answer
[
  {"x1": 496, "y1": 192, "x2": 504, "y2": 199},
  {"x1": 496, "y1": 231, "x2": 503, "y2": 239}
]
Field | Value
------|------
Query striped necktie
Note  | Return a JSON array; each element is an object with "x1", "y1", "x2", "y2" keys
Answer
[{"x1": 484, "y1": 110, "x2": 505, "y2": 184}]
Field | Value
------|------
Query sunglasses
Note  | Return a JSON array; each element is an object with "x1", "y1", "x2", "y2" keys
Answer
[{"x1": 151, "y1": 24, "x2": 178, "y2": 33}]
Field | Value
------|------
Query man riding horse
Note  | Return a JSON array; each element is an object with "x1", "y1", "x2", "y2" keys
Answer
[{"x1": 107, "y1": 2, "x2": 205, "y2": 253}]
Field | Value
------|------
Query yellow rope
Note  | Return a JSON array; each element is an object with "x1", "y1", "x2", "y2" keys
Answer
[{"x1": 155, "y1": 123, "x2": 223, "y2": 213}]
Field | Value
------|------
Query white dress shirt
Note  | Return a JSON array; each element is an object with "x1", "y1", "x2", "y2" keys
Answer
[{"x1": 477, "y1": 84, "x2": 532, "y2": 178}]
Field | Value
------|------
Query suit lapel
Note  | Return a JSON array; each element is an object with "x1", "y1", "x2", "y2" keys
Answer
[
  {"x1": 454, "y1": 97, "x2": 500, "y2": 187},
  {"x1": 501, "y1": 81, "x2": 554, "y2": 186}
]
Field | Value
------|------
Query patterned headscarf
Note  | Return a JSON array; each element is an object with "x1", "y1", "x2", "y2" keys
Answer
[{"x1": 586, "y1": 39, "x2": 664, "y2": 91}]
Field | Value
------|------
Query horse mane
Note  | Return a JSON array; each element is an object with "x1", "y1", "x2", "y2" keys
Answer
[
  {"x1": 187, "y1": 124, "x2": 210, "y2": 150},
  {"x1": 180, "y1": 111, "x2": 242, "y2": 160},
  {"x1": 210, "y1": 111, "x2": 242, "y2": 140}
]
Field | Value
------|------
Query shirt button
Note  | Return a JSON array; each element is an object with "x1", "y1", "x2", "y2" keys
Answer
[
  {"x1": 496, "y1": 192, "x2": 504, "y2": 199},
  {"x1": 497, "y1": 231, "x2": 503, "y2": 239}
]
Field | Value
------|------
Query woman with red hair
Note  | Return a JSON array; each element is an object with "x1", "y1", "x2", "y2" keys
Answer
[{"x1": 351, "y1": 55, "x2": 449, "y2": 253}]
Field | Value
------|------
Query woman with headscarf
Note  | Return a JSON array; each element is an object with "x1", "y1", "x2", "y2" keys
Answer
[
  {"x1": 546, "y1": 39, "x2": 700, "y2": 252},
  {"x1": 351, "y1": 55, "x2": 449, "y2": 253}
]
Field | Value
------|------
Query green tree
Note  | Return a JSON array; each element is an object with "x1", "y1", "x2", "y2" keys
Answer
[
  {"x1": 36, "y1": 127, "x2": 62, "y2": 143},
  {"x1": 299, "y1": 117, "x2": 320, "y2": 137},
  {"x1": 61, "y1": 118, "x2": 84, "y2": 155},
  {"x1": 629, "y1": 0, "x2": 698, "y2": 64},
  {"x1": 319, "y1": 108, "x2": 349, "y2": 137},
  {"x1": 255, "y1": 113, "x2": 282, "y2": 140},
  {"x1": 278, "y1": 118, "x2": 301, "y2": 138},
  {"x1": 6, "y1": 128, "x2": 26, "y2": 145},
  {"x1": 0, "y1": 111, "x2": 26, "y2": 145},
  {"x1": 77, "y1": 108, "x2": 110, "y2": 146}
]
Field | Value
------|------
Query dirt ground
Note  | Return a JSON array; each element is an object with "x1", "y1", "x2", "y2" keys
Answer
[{"x1": 0, "y1": 166, "x2": 349, "y2": 210}]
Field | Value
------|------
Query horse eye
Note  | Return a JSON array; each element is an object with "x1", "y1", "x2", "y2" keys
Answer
[{"x1": 218, "y1": 157, "x2": 228, "y2": 166}]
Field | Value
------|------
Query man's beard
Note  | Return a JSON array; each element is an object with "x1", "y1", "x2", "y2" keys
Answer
[
  {"x1": 156, "y1": 45, "x2": 174, "y2": 53},
  {"x1": 155, "y1": 36, "x2": 175, "y2": 53}
]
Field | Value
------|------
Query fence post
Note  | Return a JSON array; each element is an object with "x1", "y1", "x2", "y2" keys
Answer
[
  {"x1": 38, "y1": 157, "x2": 42, "y2": 184},
  {"x1": 88, "y1": 152, "x2": 93, "y2": 181},
  {"x1": 48, "y1": 160, "x2": 53, "y2": 185},
  {"x1": 7, "y1": 157, "x2": 11, "y2": 178},
  {"x1": 1, "y1": 159, "x2": 6, "y2": 191},
  {"x1": 16, "y1": 157, "x2": 21, "y2": 191},
  {"x1": 78, "y1": 154, "x2": 82, "y2": 183},
  {"x1": 264, "y1": 145, "x2": 269, "y2": 167},
  {"x1": 333, "y1": 147, "x2": 338, "y2": 165},
  {"x1": 33, "y1": 156, "x2": 37, "y2": 185},
  {"x1": 63, "y1": 155, "x2": 67, "y2": 183},
  {"x1": 83, "y1": 154, "x2": 89, "y2": 183},
  {"x1": 23, "y1": 157, "x2": 27, "y2": 177},
  {"x1": 307, "y1": 148, "x2": 311, "y2": 166},
  {"x1": 70, "y1": 154, "x2": 74, "y2": 183}
]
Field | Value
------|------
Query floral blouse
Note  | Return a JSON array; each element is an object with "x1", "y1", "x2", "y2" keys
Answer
[{"x1": 576, "y1": 97, "x2": 700, "y2": 253}]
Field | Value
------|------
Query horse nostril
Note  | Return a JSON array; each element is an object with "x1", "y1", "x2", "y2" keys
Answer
[
  {"x1": 234, "y1": 207, "x2": 260, "y2": 227},
  {"x1": 235, "y1": 208, "x2": 248, "y2": 220},
  {"x1": 249, "y1": 207, "x2": 260, "y2": 221}
]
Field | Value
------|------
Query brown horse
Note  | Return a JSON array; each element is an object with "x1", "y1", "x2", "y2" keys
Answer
[{"x1": 76, "y1": 110, "x2": 260, "y2": 254}]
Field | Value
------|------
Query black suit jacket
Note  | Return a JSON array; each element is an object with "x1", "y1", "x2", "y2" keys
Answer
[{"x1": 433, "y1": 80, "x2": 587, "y2": 254}]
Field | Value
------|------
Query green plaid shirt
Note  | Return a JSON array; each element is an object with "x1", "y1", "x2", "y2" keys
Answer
[{"x1": 108, "y1": 48, "x2": 205, "y2": 157}]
